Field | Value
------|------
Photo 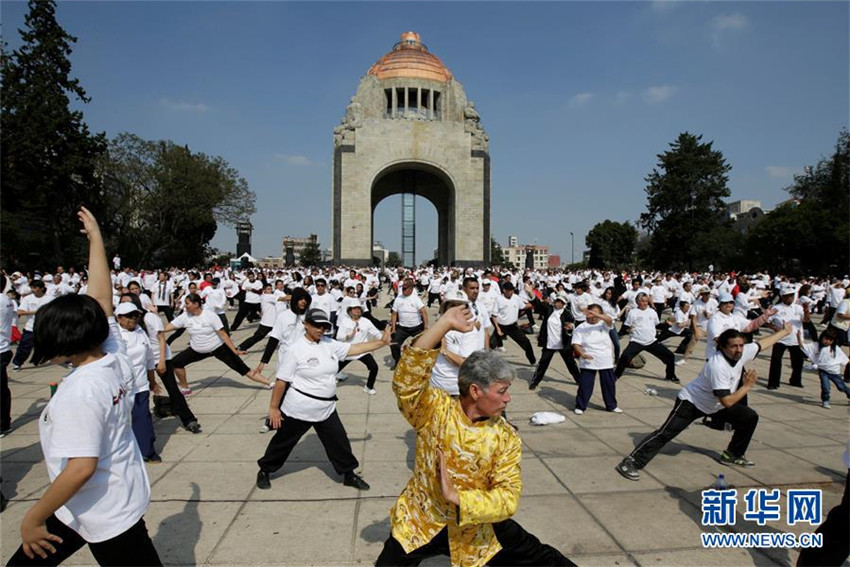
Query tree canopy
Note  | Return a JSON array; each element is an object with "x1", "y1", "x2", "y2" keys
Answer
[
  {"x1": 97, "y1": 133, "x2": 256, "y2": 267},
  {"x1": 1, "y1": 0, "x2": 107, "y2": 269},
  {"x1": 585, "y1": 220, "x2": 637, "y2": 269},
  {"x1": 639, "y1": 132, "x2": 731, "y2": 271}
]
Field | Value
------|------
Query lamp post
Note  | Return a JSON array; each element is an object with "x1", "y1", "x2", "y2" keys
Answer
[{"x1": 570, "y1": 232, "x2": 574, "y2": 265}]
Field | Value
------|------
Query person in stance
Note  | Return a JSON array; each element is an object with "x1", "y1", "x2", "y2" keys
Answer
[{"x1": 376, "y1": 305, "x2": 573, "y2": 566}]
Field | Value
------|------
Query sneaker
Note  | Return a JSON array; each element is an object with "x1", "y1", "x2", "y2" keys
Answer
[
  {"x1": 610, "y1": 407, "x2": 623, "y2": 413},
  {"x1": 343, "y1": 472, "x2": 370, "y2": 490},
  {"x1": 259, "y1": 420, "x2": 271, "y2": 433},
  {"x1": 719, "y1": 451, "x2": 755, "y2": 468},
  {"x1": 11, "y1": 365, "x2": 20, "y2": 372},
  {"x1": 497, "y1": 347, "x2": 506, "y2": 352},
  {"x1": 185, "y1": 421, "x2": 202, "y2": 434},
  {"x1": 675, "y1": 359, "x2": 687, "y2": 366},
  {"x1": 180, "y1": 388, "x2": 192, "y2": 397},
  {"x1": 256, "y1": 470, "x2": 271, "y2": 490},
  {"x1": 0, "y1": 429, "x2": 10, "y2": 438},
  {"x1": 574, "y1": 408, "x2": 584, "y2": 415},
  {"x1": 336, "y1": 372, "x2": 349, "y2": 382},
  {"x1": 363, "y1": 386, "x2": 377, "y2": 395},
  {"x1": 144, "y1": 454, "x2": 162, "y2": 464},
  {"x1": 615, "y1": 457, "x2": 640, "y2": 481},
  {"x1": 822, "y1": 401, "x2": 831, "y2": 409},
  {"x1": 666, "y1": 376, "x2": 681, "y2": 384}
]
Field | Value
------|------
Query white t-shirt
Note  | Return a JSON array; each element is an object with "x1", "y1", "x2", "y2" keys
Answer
[
  {"x1": 770, "y1": 303, "x2": 804, "y2": 347},
  {"x1": 705, "y1": 311, "x2": 750, "y2": 359},
  {"x1": 171, "y1": 309, "x2": 224, "y2": 353},
  {"x1": 278, "y1": 336, "x2": 351, "y2": 422},
  {"x1": 679, "y1": 343, "x2": 759, "y2": 414},
  {"x1": 311, "y1": 292, "x2": 338, "y2": 318},
  {"x1": 118, "y1": 326, "x2": 155, "y2": 393},
  {"x1": 493, "y1": 294, "x2": 526, "y2": 326},
  {"x1": 242, "y1": 280, "x2": 263, "y2": 303},
  {"x1": 201, "y1": 287, "x2": 227, "y2": 315},
  {"x1": 40, "y1": 320, "x2": 149, "y2": 542},
  {"x1": 143, "y1": 312, "x2": 172, "y2": 363},
  {"x1": 392, "y1": 293, "x2": 425, "y2": 328},
  {"x1": 572, "y1": 320, "x2": 615, "y2": 370},
  {"x1": 335, "y1": 316, "x2": 381, "y2": 360},
  {"x1": 546, "y1": 308, "x2": 566, "y2": 350},
  {"x1": 569, "y1": 292, "x2": 594, "y2": 323},
  {"x1": 429, "y1": 306, "x2": 490, "y2": 396},
  {"x1": 693, "y1": 297, "x2": 718, "y2": 331},
  {"x1": 624, "y1": 307, "x2": 659, "y2": 346},
  {"x1": 19, "y1": 293, "x2": 53, "y2": 332},
  {"x1": 0, "y1": 295, "x2": 13, "y2": 353},
  {"x1": 259, "y1": 293, "x2": 277, "y2": 327},
  {"x1": 801, "y1": 342, "x2": 849, "y2": 375}
]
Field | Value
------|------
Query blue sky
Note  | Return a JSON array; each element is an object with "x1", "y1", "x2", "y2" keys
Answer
[{"x1": 2, "y1": 1, "x2": 847, "y2": 264}]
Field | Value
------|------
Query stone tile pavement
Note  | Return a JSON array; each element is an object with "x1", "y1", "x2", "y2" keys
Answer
[{"x1": 1, "y1": 298, "x2": 848, "y2": 566}]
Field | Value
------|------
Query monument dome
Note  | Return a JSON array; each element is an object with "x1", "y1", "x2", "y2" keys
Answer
[{"x1": 367, "y1": 32, "x2": 453, "y2": 82}]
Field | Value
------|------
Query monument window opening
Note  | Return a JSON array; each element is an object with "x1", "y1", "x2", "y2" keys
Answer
[{"x1": 384, "y1": 87, "x2": 441, "y2": 120}]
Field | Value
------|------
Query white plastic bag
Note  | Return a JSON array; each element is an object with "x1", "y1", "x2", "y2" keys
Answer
[{"x1": 529, "y1": 411, "x2": 566, "y2": 426}]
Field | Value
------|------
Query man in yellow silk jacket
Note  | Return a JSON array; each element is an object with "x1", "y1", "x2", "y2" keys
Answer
[{"x1": 376, "y1": 305, "x2": 572, "y2": 566}]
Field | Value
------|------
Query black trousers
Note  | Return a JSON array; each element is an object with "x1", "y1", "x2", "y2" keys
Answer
[
  {"x1": 12, "y1": 331, "x2": 35, "y2": 367},
  {"x1": 427, "y1": 292, "x2": 440, "y2": 307},
  {"x1": 155, "y1": 305, "x2": 174, "y2": 322},
  {"x1": 339, "y1": 354, "x2": 379, "y2": 389},
  {"x1": 230, "y1": 302, "x2": 260, "y2": 331},
  {"x1": 165, "y1": 328, "x2": 185, "y2": 346},
  {"x1": 172, "y1": 345, "x2": 250, "y2": 376},
  {"x1": 628, "y1": 398, "x2": 759, "y2": 469},
  {"x1": 362, "y1": 312, "x2": 387, "y2": 331},
  {"x1": 158, "y1": 360, "x2": 198, "y2": 426},
  {"x1": 375, "y1": 520, "x2": 574, "y2": 566},
  {"x1": 391, "y1": 324, "x2": 424, "y2": 363},
  {"x1": 614, "y1": 340, "x2": 676, "y2": 380},
  {"x1": 238, "y1": 324, "x2": 272, "y2": 351},
  {"x1": 797, "y1": 469, "x2": 849, "y2": 566},
  {"x1": 654, "y1": 302, "x2": 666, "y2": 318},
  {"x1": 218, "y1": 313, "x2": 230, "y2": 335},
  {"x1": 656, "y1": 327, "x2": 693, "y2": 355},
  {"x1": 767, "y1": 343, "x2": 804, "y2": 388},
  {"x1": 490, "y1": 323, "x2": 536, "y2": 364},
  {"x1": 531, "y1": 348, "x2": 579, "y2": 385},
  {"x1": 1, "y1": 350, "x2": 11, "y2": 431},
  {"x1": 6, "y1": 514, "x2": 161, "y2": 567},
  {"x1": 257, "y1": 410, "x2": 358, "y2": 476}
]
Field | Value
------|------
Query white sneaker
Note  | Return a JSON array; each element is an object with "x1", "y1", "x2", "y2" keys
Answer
[
  {"x1": 574, "y1": 408, "x2": 584, "y2": 415},
  {"x1": 258, "y1": 422, "x2": 270, "y2": 433},
  {"x1": 497, "y1": 347, "x2": 506, "y2": 352},
  {"x1": 822, "y1": 401, "x2": 831, "y2": 409},
  {"x1": 12, "y1": 365, "x2": 20, "y2": 372},
  {"x1": 363, "y1": 386, "x2": 377, "y2": 395},
  {"x1": 611, "y1": 407, "x2": 623, "y2": 413},
  {"x1": 336, "y1": 372, "x2": 349, "y2": 382}
]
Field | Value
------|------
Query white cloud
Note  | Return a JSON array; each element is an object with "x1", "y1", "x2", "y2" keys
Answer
[
  {"x1": 159, "y1": 98, "x2": 209, "y2": 113},
  {"x1": 766, "y1": 166, "x2": 793, "y2": 179},
  {"x1": 643, "y1": 85, "x2": 677, "y2": 104},
  {"x1": 274, "y1": 154, "x2": 319, "y2": 166},
  {"x1": 710, "y1": 13, "x2": 748, "y2": 47},
  {"x1": 568, "y1": 92, "x2": 593, "y2": 108}
]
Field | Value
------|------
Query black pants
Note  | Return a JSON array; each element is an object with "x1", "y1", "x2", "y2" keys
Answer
[
  {"x1": 362, "y1": 312, "x2": 386, "y2": 331},
  {"x1": 375, "y1": 520, "x2": 574, "y2": 566},
  {"x1": 218, "y1": 313, "x2": 230, "y2": 335},
  {"x1": 656, "y1": 327, "x2": 692, "y2": 355},
  {"x1": 12, "y1": 331, "x2": 35, "y2": 367},
  {"x1": 172, "y1": 345, "x2": 250, "y2": 376},
  {"x1": 531, "y1": 348, "x2": 579, "y2": 385},
  {"x1": 490, "y1": 323, "x2": 536, "y2": 364},
  {"x1": 238, "y1": 324, "x2": 272, "y2": 351},
  {"x1": 339, "y1": 354, "x2": 379, "y2": 389},
  {"x1": 155, "y1": 305, "x2": 174, "y2": 322},
  {"x1": 165, "y1": 327, "x2": 185, "y2": 346},
  {"x1": 1, "y1": 350, "x2": 11, "y2": 431},
  {"x1": 614, "y1": 340, "x2": 676, "y2": 381},
  {"x1": 767, "y1": 343, "x2": 804, "y2": 388},
  {"x1": 230, "y1": 302, "x2": 260, "y2": 332},
  {"x1": 519, "y1": 307, "x2": 535, "y2": 328},
  {"x1": 257, "y1": 410, "x2": 358, "y2": 476},
  {"x1": 427, "y1": 292, "x2": 440, "y2": 307},
  {"x1": 391, "y1": 324, "x2": 424, "y2": 363},
  {"x1": 628, "y1": 398, "x2": 759, "y2": 469},
  {"x1": 654, "y1": 302, "x2": 666, "y2": 318},
  {"x1": 158, "y1": 360, "x2": 198, "y2": 426},
  {"x1": 797, "y1": 470, "x2": 849, "y2": 566},
  {"x1": 6, "y1": 514, "x2": 161, "y2": 567}
]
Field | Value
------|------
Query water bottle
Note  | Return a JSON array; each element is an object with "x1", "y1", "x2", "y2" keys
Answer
[
  {"x1": 713, "y1": 473, "x2": 727, "y2": 489},
  {"x1": 644, "y1": 387, "x2": 658, "y2": 396}
]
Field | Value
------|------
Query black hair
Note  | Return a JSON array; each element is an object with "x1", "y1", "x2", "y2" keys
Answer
[
  {"x1": 185, "y1": 292, "x2": 202, "y2": 305},
  {"x1": 315, "y1": 278, "x2": 327, "y2": 286},
  {"x1": 819, "y1": 327, "x2": 839, "y2": 354},
  {"x1": 212, "y1": 277, "x2": 221, "y2": 285},
  {"x1": 34, "y1": 295, "x2": 109, "y2": 360},
  {"x1": 715, "y1": 329, "x2": 746, "y2": 350},
  {"x1": 30, "y1": 279, "x2": 46, "y2": 290},
  {"x1": 462, "y1": 276, "x2": 478, "y2": 288},
  {"x1": 602, "y1": 286, "x2": 617, "y2": 307},
  {"x1": 290, "y1": 288, "x2": 312, "y2": 315},
  {"x1": 502, "y1": 282, "x2": 515, "y2": 291}
]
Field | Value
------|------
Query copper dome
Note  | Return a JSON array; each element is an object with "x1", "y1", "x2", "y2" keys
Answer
[{"x1": 367, "y1": 32, "x2": 453, "y2": 82}]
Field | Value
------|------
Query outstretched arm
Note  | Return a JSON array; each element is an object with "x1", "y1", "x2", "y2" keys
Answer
[{"x1": 78, "y1": 207, "x2": 112, "y2": 318}]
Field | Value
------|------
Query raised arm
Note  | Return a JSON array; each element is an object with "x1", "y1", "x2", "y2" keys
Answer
[{"x1": 78, "y1": 207, "x2": 112, "y2": 318}]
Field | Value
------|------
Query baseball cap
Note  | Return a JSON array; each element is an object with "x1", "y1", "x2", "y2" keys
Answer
[
  {"x1": 115, "y1": 302, "x2": 143, "y2": 316},
  {"x1": 305, "y1": 308, "x2": 332, "y2": 328},
  {"x1": 718, "y1": 292, "x2": 734, "y2": 303},
  {"x1": 780, "y1": 284, "x2": 796, "y2": 296}
]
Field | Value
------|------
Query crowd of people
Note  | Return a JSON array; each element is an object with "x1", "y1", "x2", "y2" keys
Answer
[{"x1": 1, "y1": 221, "x2": 849, "y2": 565}]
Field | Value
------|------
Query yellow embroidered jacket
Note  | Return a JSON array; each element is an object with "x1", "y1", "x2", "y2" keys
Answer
[{"x1": 390, "y1": 346, "x2": 522, "y2": 567}]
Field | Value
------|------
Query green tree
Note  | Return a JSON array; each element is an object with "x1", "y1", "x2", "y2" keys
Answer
[
  {"x1": 490, "y1": 237, "x2": 505, "y2": 265},
  {"x1": 585, "y1": 220, "x2": 637, "y2": 269},
  {"x1": 386, "y1": 252, "x2": 402, "y2": 268},
  {"x1": 639, "y1": 132, "x2": 732, "y2": 271},
  {"x1": 299, "y1": 240, "x2": 322, "y2": 267},
  {"x1": 745, "y1": 130, "x2": 849, "y2": 275},
  {"x1": 97, "y1": 133, "x2": 256, "y2": 267},
  {"x1": 1, "y1": 0, "x2": 107, "y2": 269}
]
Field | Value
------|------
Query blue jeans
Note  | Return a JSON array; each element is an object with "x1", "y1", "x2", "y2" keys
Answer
[
  {"x1": 132, "y1": 391, "x2": 157, "y2": 458},
  {"x1": 819, "y1": 370, "x2": 850, "y2": 402}
]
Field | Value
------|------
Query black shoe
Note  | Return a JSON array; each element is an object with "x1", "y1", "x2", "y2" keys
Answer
[
  {"x1": 615, "y1": 457, "x2": 640, "y2": 481},
  {"x1": 529, "y1": 376, "x2": 543, "y2": 390},
  {"x1": 185, "y1": 421, "x2": 202, "y2": 434},
  {"x1": 666, "y1": 376, "x2": 681, "y2": 384},
  {"x1": 256, "y1": 470, "x2": 271, "y2": 490},
  {"x1": 144, "y1": 454, "x2": 162, "y2": 464},
  {"x1": 527, "y1": 357, "x2": 537, "y2": 366},
  {"x1": 343, "y1": 472, "x2": 370, "y2": 490},
  {"x1": 789, "y1": 383, "x2": 804, "y2": 388}
]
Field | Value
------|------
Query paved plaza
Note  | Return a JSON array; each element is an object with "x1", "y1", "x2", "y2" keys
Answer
[{"x1": 1, "y1": 295, "x2": 848, "y2": 566}]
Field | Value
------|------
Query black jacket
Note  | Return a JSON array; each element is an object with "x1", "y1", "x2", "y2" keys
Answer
[{"x1": 537, "y1": 304, "x2": 575, "y2": 349}]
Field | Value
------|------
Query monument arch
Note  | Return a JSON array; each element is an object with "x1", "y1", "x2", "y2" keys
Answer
[{"x1": 332, "y1": 31, "x2": 490, "y2": 267}]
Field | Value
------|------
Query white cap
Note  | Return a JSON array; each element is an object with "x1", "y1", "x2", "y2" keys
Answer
[
  {"x1": 115, "y1": 302, "x2": 143, "y2": 316},
  {"x1": 718, "y1": 292, "x2": 734, "y2": 303},
  {"x1": 442, "y1": 289, "x2": 469, "y2": 304},
  {"x1": 779, "y1": 284, "x2": 796, "y2": 296}
]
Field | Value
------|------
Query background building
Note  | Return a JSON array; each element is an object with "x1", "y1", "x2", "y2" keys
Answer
[
  {"x1": 282, "y1": 234, "x2": 319, "y2": 265},
  {"x1": 503, "y1": 242, "x2": 550, "y2": 269}
]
